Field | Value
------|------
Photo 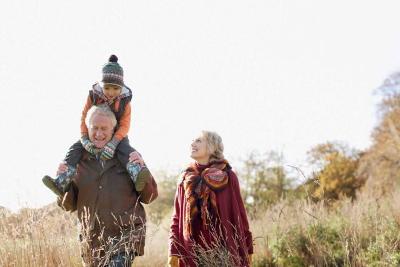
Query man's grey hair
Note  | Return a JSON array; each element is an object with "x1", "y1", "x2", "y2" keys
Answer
[{"x1": 85, "y1": 104, "x2": 117, "y2": 129}]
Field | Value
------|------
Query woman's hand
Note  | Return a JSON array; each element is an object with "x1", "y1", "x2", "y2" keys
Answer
[
  {"x1": 167, "y1": 255, "x2": 179, "y2": 267},
  {"x1": 129, "y1": 151, "x2": 145, "y2": 167},
  {"x1": 56, "y1": 162, "x2": 68, "y2": 176}
]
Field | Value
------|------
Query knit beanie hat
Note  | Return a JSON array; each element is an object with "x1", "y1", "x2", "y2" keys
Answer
[{"x1": 102, "y1": 55, "x2": 124, "y2": 87}]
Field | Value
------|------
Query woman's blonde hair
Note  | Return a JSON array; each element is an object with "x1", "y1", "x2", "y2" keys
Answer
[{"x1": 202, "y1": 130, "x2": 225, "y2": 162}]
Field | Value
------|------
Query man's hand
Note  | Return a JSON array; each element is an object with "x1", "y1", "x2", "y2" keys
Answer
[
  {"x1": 100, "y1": 137, "x2": 120, "y2": 161},
  {"x1": 56, "y1": 195, "x2": 64, "y2": 206}
]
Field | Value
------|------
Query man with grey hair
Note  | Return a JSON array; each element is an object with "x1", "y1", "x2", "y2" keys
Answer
[{"x1": 58, "y1": 104, "x2": 158, "y2": 267}]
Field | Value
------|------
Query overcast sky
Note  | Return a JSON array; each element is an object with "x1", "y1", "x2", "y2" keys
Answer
[{"x1": 0, "y1": 0, "x2": 399, "y2": 211}]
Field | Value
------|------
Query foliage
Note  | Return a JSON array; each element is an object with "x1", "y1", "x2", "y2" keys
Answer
[
  {"x1": 274, "y1": 223, "x2": 345, "y2": 266},
  {"x1": 239, "y1": 151, "x2": 294, "y2": 212},
  {"x1": 2, "y1": 175, "x2": 400, "y2": 266},
  {"x1": 357, "y1": 72, "x2": 400, "y2": 192},
  {"x1": 145, "y1": 170, "x2": 177, "y2": 225},
  {"x1": 306, "y1": 142, "x2": 364, "y2": 202},
  {"x1": 251, "y1": 189, "x2": 400, "y2": 267}
]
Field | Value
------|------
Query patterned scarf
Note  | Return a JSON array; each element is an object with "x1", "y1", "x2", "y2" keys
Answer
[{"x1": 183, "y1": 159, "x2": 231, "y2": 238}]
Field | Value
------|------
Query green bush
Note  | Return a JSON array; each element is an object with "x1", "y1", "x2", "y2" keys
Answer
[
  {"x1": 359, "y1": 217, "x2": 400, "y2": 266},
  {"x1": 274, "y1": 223, "x2": 345, "y2": 267}
]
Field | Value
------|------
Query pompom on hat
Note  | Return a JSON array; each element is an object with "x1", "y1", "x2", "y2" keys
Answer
[{"x1": 102, "y1": 55, "x2": 124, "y2": 87}]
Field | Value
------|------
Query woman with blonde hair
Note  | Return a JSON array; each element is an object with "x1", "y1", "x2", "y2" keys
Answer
[{"x1": 168, "y1": 131, "x2": 253, "y2": 267}]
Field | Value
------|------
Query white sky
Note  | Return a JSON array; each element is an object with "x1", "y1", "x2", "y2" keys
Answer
[{"x1": 1, "y1": 0, "x2": 400, "y2": 211}]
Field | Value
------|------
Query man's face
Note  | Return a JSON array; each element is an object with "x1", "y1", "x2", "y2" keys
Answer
[{"x1": 88, "y1": 114, "x2": 114, "y2": 148}]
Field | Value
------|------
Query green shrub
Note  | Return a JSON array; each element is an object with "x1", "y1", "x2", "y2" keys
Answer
[{"x1": 274, "y1": 223, "x2": 345, "y2": 267}]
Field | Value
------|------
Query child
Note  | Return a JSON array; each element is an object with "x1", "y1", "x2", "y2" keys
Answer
[{"x1": 42, "y1": 55, "x2": 150, "y2": 196}]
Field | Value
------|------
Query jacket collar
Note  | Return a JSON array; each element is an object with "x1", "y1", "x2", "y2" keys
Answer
[{"x1": 84, "y1": 152, "x2": 120, "y2": 177}]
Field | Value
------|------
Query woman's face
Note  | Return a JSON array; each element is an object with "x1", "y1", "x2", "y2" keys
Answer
[{"x1": 190, "y1": 134, "x2": 211, "y2": 164}]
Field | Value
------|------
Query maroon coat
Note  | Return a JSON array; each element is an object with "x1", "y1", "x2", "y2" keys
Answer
[
  {"x1": 169, "y1": 164, "x2": 253, "y2": 267},
  {"x1": 59, "y1": 152, "x2": 158, "y2": 266}
]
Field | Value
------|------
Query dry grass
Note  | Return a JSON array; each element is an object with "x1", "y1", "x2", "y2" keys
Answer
[
  {"x1": 250, "y1": 188, "x2": 400, "y2": 266},
  {"x1": 0, "y1": 203, "x2": 81, "y2": 266},
  {"x1": 1, "y1": 188, "x2": 400, "y2": 266}
]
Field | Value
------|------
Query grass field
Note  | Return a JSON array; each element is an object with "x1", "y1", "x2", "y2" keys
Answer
[{"x1": 1, "y1": 186, "x2": 399, "y2": 267}]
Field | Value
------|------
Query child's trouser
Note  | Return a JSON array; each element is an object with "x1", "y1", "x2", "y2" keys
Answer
[{"x1": 65, "y1": 137, "x2": 136, "y2": 167}]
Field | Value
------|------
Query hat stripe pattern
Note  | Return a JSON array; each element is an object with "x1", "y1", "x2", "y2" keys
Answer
[{"x1": 102, "y1": 55, "x2": 124, "y2": 87}]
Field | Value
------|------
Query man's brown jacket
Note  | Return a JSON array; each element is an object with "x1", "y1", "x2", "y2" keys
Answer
[{"x1": 59, "y1": 152, "x2": 158, "y2": 265}]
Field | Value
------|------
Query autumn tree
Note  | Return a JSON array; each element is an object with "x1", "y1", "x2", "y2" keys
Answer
[
  {"x1": 357, "y1": 72, "x2": 400, "y2": 192},
  {"x1": 307, "y1": 142, "x2": 363, "y2": 202}
]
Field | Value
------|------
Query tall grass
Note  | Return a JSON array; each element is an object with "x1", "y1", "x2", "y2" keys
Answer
[
  {"x1": 0, "y1": 203, "x2": 81, "y2": 266},
  {"x1": 250, "y1": 188, "x2": 400, "y2": 266},
  {"x1": 1, "y1": 188, "x2": 400, "y2": 266}
]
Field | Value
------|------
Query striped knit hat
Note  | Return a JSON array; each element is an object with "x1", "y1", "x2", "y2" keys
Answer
[{"x1": 102, "y1": 55, "x2": 124, "y2": 87}]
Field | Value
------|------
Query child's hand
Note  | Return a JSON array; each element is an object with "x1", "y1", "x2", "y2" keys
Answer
[
  {"x1": 129, "y1": 151, "x2": 145, "y2": 167},
  {"x1": 56, "y1": 162, "x2": 68, "y2": 176}
]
